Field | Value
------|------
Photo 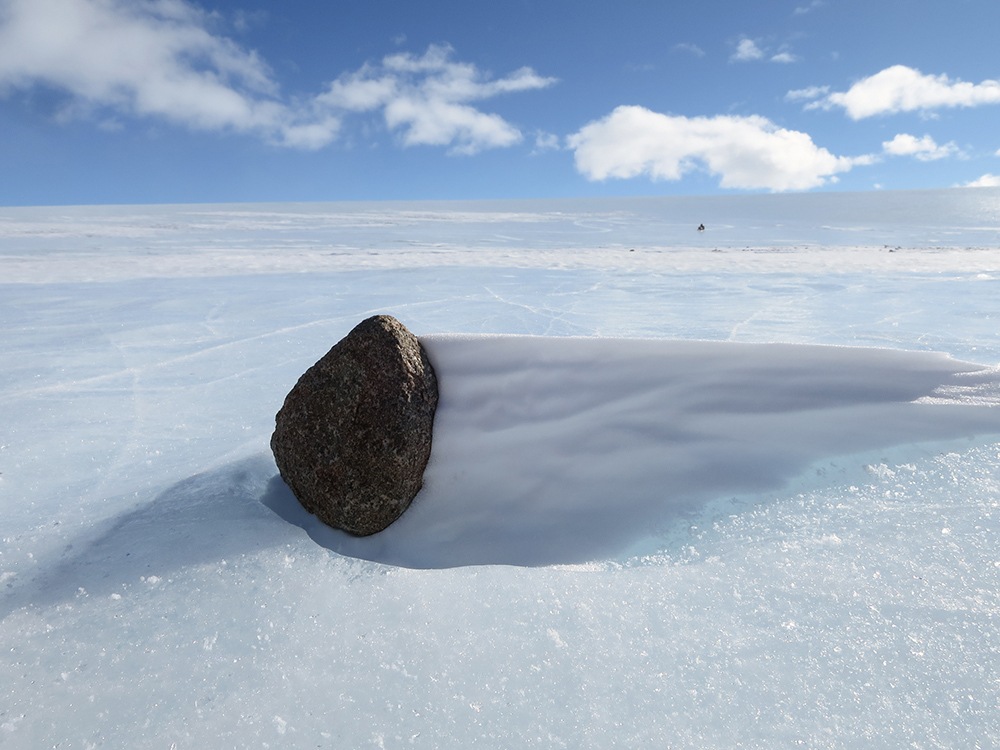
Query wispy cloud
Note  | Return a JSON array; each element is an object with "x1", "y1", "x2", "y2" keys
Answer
[
  {"x1": 770, "y1": 52, "x2": 798, "y2": 64},
  {"x1": 0, "y1": 0, "x2": 554, "y2": 154},
  {"x1": 963, "y1": 174, "x2": 1000, "y2": 187},
  {"x1": 531, "y1": 131, "x2": 561, "y2": 154},
  {"x1": 786, "y1": 85, "x2": 829, "y2": 102},
  {"x1": 730, "y1": 38, "x2": 765, "y2": 62},
  {"x1": 672, "y1": 43, "x2": 706, "y2": 58},
  {"x1": 882, "y1": 133, "x2": 959, "y2": 161},
  {"x1": 793, "y1": 0, "x2": 825, "y2": 15},
  {"x1": 566, "y1": 105, "x2": 872, "y2": 191},
  {"x1": 731, "y1": 38, "x2": 797, "y2": 64},
  {"x1": 231, "y1": 9, "x2": 268, "y2": 34},
  {"x1": 801, "y1": 65, "x2": 1000, "y2": 119}
]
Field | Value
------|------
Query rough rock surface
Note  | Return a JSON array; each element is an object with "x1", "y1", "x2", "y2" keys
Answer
[{"x1": 270, "y1": 315, "x2": 438, "y2": 536}]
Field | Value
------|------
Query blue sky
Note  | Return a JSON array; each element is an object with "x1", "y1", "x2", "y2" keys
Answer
[{"x1": 1, "y1": 0, "x2": 998, "y2": 206}]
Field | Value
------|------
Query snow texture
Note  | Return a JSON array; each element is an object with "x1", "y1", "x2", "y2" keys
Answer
[{"x1": 3, "y1": 188, "x2": 1000, "y2": 748}]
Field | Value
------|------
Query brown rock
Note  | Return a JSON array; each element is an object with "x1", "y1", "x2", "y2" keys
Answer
[{"x1": 270, "y1": 315, "x2": 438, "y2": 536}]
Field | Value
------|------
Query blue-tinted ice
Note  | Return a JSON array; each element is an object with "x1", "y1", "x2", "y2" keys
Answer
[{"x1": 3, "y1": 191, "x2": 1000, "y2": 748}]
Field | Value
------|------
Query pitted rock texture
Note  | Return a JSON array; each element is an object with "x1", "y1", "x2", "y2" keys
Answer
[{"x1": 270, "y1": 315, "x2": 438, "y2": 536}]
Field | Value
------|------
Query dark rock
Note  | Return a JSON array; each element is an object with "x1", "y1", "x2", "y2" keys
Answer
[{"x1": 270, "y1": 315, "x2": 438, "y2": 536}]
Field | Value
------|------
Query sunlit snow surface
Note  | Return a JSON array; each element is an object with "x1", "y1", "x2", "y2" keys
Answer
[{"x1": 3, "y1": 189, "x2": 1000, "y2": 748}]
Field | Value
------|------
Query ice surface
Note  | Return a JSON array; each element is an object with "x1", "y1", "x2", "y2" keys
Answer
[
  {"x1": 3, "y1": 190, "x2": 1000, "y2": 748},
  {"x1": 3, "y1": 188, "x2": 1000, "y2": 283}
]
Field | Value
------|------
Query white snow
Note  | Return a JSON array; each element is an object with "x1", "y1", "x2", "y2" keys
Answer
[{"x1": 3, "y1": 188, "x2": 1000, "y2": 748}]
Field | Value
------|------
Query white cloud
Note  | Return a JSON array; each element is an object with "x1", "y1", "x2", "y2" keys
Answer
[
  {"x1": 807, "y1": 65, "x2": 1000, "y2": 119},
  {"x1": 770, "y1": 52, "x2": 797, "y2": 64},
  {"x1": 731, "y1": 39, "x2": 764, "y2": 62},
  {"x1": 0, "y1": 0, "x2": 553, "y2": 154},
  {"x1": 995, "y1": 147, "x2": 1000, "y2": 156},
  {"x1": 882, "y1": 133, "x2": 958, "y2": 161},
  {"x1": 566, "y1": 105, "x2": 872, "y2": 192},
  {"x1": 785, "y1": 85, "x2": 829, "y2": 102},
  {"x1": 672, "y1": 43, "x2": 705, "y2": 58},
  {"x1": 318, "y1": 44, "x2": 556, "y2": 155},
  {"x1": 320, "y1": 66, "x2": 398, "y2": 112},
  {"x1": 0, "y1": 0, "x2": 334, "y2": 147},
  {"x1": 964, "y1": 174, "x2": 1000, "y2": 187}
]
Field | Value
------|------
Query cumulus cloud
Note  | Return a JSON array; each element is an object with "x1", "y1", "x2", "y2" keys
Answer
[
  {"x1": 566, "y1": 105, "x2": 872, "y2": 191},
  {"x1": 731, "y1": 39, "x2": 765, "y2": 62},
  {"x1": 0, "y1": 0, "x2": 553, "y2": 153},
  {"x1": 770, "y1": 52, "x2": 798, "y2": 64},
  {"x1": 964, "y1": 174, "x2": 1000, "y2": 187},
  {"x1": 804, "y1": 65, "x2": 1000, "y2": 119},
  {"x1": 317, "y1": 44, "x2": 555, "y2": 154},
  {"x1": 882, "y1": 133, "x2": 959, "y2": 161}
]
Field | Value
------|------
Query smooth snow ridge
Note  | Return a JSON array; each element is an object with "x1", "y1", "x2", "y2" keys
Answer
[{"x1": 267, "y1": 335, "x2": 1000, "y2": 567}]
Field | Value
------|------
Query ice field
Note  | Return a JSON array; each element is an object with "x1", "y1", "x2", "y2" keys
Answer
[{"x1": 3, "y1": 188, "x2": 1000, "y2": 747}]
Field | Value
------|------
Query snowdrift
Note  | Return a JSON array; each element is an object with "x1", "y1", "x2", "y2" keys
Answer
[{"x1": 266, "y1": 335, "x2": 1000, "y2": 567}]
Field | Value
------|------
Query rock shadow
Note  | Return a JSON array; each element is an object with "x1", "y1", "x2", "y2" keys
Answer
[{"x1": 1, "y1": 455, "x2": 296, "y2": 619}]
